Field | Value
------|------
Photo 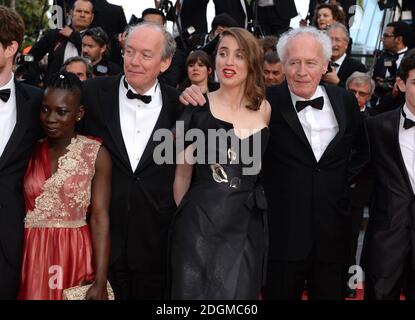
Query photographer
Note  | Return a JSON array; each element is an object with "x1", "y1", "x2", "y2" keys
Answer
[{"x1": 372, "y1": 21, "x2": 413, "y2": 111}]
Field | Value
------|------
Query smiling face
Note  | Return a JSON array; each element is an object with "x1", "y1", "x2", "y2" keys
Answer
[
  {"x1": 40, "y1": 88, "x2": 84, "y2": 140},
  {"x1": 215, "y1": 35, "x2": 248, "y2": 88},
  {"x1": 283, "y1": 34, "x2": 328, "y2": 99},
  {"x1": 123, "y1": 25, "x2": 171, "y2": 94}
]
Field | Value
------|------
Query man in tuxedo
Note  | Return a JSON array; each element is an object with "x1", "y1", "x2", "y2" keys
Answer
[
  {"x1": 212, "y1": 0, "x2": 251, "y2": 29},
  {"x1": 256, "y1": 0, "x2": 297, "y2": 36},
  {"x1": 82, "y1": 22, "x2": 182, "y2": 300},
  {"x1": 30, "y1": 0, "x2": 95, "y2": 85},
  {"x1": 262, "y1": 27, "x2": 368, "y2": 300},
  {"x1": 0, "y1": 6, "x2": 43, "y2": 299},
  {"x1": 322, "y1": 22, "x2": 366, "y2": 88},
  {"x1": 344, "y1": 71, "x2": 376, "y2": 298},
  {"x1": 362, "y1": 51, "x2": 415, "y2": 300},
  {"x1": 179, "y1": 26, "x2": 368, "y2": 300}
]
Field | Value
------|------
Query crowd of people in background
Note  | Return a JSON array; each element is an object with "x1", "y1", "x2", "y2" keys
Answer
[{"x1": 1, "y1": 0, "x2": 415, "y2": 301}]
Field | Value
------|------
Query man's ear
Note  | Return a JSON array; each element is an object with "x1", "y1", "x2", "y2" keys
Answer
[
  {"x1": 397, "y1": 77, "x2": 406, "y2": 93},
  {"x1": 160, "y1": 56, "x2": 172, "y2": 73},
  {"x1": 5, "y1": 41, "x2": 19, "y2": 59}
]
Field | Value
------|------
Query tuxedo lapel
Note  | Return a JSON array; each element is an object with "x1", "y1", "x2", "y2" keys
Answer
[
  {"x1": 279, "y1": 83, "x2": 315, "y2": 155},
  {"x1": 135, "y1": 83, "x2": 176, "y2": 173},
  {"x1": 392, "y1": 107, "x2": 414, "y2": 194},
  {"x1": 99, "y1": 75, "x2": 131, "y2": 170},
  {"x1": 319, "y1": 85, "x2": 346, "y2": 160},
  {"x1": 0, "y1": 81, "x2": 32, "y2": 170}
]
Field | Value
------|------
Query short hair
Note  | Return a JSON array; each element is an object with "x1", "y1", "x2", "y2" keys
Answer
[
  {"x1": 218, "y1": 28, "x2": 265, "y2": 111},
  {"x1": 142, "y1": 8, "x2": 166, "y2": 24},
  {"x1": 127, "y1": 22, "x2": 176, "y2": 60},
  {"x1": 327, "y1": 22, "x2": 350, "y2": 43},
  {"x1": 387, "y1": 21, "x2": 413, "y2": 48},
  {"x1": 83, "y1": 27, "x2": 110, "y2": 58},
  {"x1": 259, "y1": 35, "x2": 278, "y2": 53},
  {"x1": 398, "y1": 49, "x2": 415, "y2": 82},
  {"x1": 0, "y1": 5, "x2": 25, "y2": 49},
  {"x1": 277, "y1": 27, "x2": 332, "y2": 64},
  {"x1": 264, "y1": 51, "x2": 281, "y2": 65},
  {"x1": 312, "y1": 3, "x2": 347, "y2": 29},
  {"x1": 61, "y1": 56, "x2": 93, "y2": 79},
  {"x1": 346, "y1": 71, "x2": 375, "y2": 96},
  {"x1": 46, "y1": 71, "x2": 83, "y2": 105},
  {"x1": 72, "y1": 0, "x2": 95, "y2": 14},
  {"x1": 211, "y1": 13, "x2": 239, "y2": 33}
]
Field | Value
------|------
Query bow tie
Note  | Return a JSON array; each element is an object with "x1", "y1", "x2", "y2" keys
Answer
[
  {"x1": 402, "y1": 108, "x2": 415, "y2": 130},
  {"x1": 0, "y1": 88, "x2": 11, "y2": 103},
  {"x1": 295, "y1": 96, "x2": 324, "y2": 113},
  {"x1": 123, "y1": 78, "x2": 151, "y2": 104}
]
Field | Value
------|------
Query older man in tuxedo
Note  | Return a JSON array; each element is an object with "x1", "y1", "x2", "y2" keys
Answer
[
  {"x1": 0, "y1": 6, "x2": 43, "y2": 299},
  {"x1": 179, "y1": 26, "x2": 368, "y2": 300},
  {"x1": 82, "y1": 22, "x2": 183, "y2": 300},
  {"x1": 262, "y1": 27, "x2": 368, "y2": 300}
]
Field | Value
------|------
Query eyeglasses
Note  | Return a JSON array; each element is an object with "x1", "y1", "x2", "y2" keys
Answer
[
  {"x1": 349, "y1": 89, "x2": 371, "y2": 98},
  {"x1": 382, "y1": 33, "x2": 395, "y2": 38}
]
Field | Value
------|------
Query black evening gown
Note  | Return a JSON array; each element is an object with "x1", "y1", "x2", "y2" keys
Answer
[{"x1": 170, "y1": 100, "x2": 269, "y2": 300}]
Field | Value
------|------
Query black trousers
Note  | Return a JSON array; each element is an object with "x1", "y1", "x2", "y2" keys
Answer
[
  {"x1": 108, "y1": 252, "x2": 167, "y2": 300},
  {"x1": 365, "y1": 251, "x2": 415, "y2": 300},
  {"x1": 264, "y1": 251, "x2": 347, "y2": 300},
  {"x1": 0, "y1": 248, "x2": 20, "y2": 300}
]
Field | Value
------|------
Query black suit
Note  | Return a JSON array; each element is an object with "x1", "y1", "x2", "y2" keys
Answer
[
  {"x1": 362, "y1": 108, "x2": 415, "y2": 299},
  {"x1": 90, "y1": 0, "x2": 127, "y2": 65},
  {"x1": 0, "y1": 81, "x2": 43, "y2": 299},
  {"x1": 336, "y1": 56, "x2": 367, "y2": 88},
  {"x1": 179, "y1": 0, "x2": 210, "y2": 35},
  {"x1": 257, "y1": 0, "x2": 297, "y2": 36},
  {"x1": 29, "y1": 28, "x2": 82, "y2": 85},
  {"x1": 263, "y1": 82, "x2": 368, "y2": 299},
  {"x1": 82, "y1": 75, "x2": 183, "y2": 299},
  {"x1": 213, "y1": 0, "x2": 250, "y2": 28}
]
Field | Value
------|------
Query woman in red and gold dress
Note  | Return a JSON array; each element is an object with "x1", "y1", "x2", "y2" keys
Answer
[{"x1": 18, "y1": 72, "x2": 112, "y2": 300}]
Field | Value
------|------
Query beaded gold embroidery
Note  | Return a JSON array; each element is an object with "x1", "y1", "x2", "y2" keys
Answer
[{"x1": 25, "y1": 136, "x2": 101, "y2": 229}]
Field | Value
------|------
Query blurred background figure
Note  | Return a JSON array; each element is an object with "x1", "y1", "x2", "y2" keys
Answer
[
  {"x1": 61, "y1": 56, "x2": 93, "y2": 81},
  {"x1": 82, "y1": 27, "x2": 122, "y2": 77},
  {"x1": 263, "y1": 51, "x2": 285, "y2": 86},
  {"x1": 256, "y1": 0, "x2": 297, "y2": 36}
]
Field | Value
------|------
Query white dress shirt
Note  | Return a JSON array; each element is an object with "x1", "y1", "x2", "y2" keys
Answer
[
  {"x1": 399, "y1": 104, "x2": 415, "y2": 194},
  {"x1": 290, "y1": 85, "x2": 339, "y2": 162},
  {"x1": 119, "y1": 77, "x2": 162, "y2": 171},
  {"x1": 333, "y1": 53, "x2": 347, "y2": 75},
  {"x1": 385, "y1": 47, "x2": 408, "y2": 78},
  {"x1": 0, "y1": 74, "x2": 17, "y2": 158}
]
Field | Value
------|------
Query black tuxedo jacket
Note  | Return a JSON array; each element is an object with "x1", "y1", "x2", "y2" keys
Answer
[
  {"x1": 260, "y1": 0, "x2": 297, "y2": 20},
  {"x1": 82, "y1": 75, "x2": 183, "y2": 272},
  {"x1": 263, "y1": 82, "x2": 369, "y2": 263},
  {"x1": 179, "y1": 0, "x2": 210, "y2": 35},
  {"x1": 90, "y1": 0, "x2": 127, "y2": 65},
  {"x1": 30, "y1": 28, "x2": 82, "y2": 84},
  {"x1": 212, "y1": 0, "x2": 251, "y2": 28},
  {"x1": 337, "y1": 55, "x2": 367, "y2": 88},
  {"x1": 362, "y1": 108, "x2": 415, "y2": 277},
  {"x1": 0, "y1": 82, "x2": 43, "y2": 270}
]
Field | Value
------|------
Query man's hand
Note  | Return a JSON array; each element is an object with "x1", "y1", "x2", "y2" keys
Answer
[
  {"x1": 179, "y1": 85, "x2": 206, "y2": 106},
  {"x1": 322, "y1": 70, "x2": 340, "y2": 85},
  {"x1": 59, "y1": 26, "x2": 73, "y2": 38}
]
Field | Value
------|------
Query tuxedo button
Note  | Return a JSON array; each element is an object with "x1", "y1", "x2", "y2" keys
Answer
[
  {"x1": 134, "y1": 177, "x2": 140, "y2": 181},
  {"x1": 314, "y1": 167, "x2": 321, "y2": 172}
]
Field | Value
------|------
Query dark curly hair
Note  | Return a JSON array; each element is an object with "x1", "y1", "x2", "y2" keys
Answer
[{"x1": 313, "y1": 3, "x2": 347, "y2": 30}]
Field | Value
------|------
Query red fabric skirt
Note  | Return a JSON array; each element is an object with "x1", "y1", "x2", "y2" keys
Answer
[{"x1": 18, "y1": 225, "x2": 94, "y2": 300}]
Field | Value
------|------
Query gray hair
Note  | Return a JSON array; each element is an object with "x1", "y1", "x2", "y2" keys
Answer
[
  {"x1": 126, "y1": 22, "x2": 176, "y2": 60},
  {"x1": 327, "y1": 22, "x2": 350, "y2": 43},
  {"x1": 346, "y1": 71, "x2": 376, "y2": 96},
  {"x1": 277, "y1": 26, "x2": 332, "y2": 64},
  {"x1": 61, "y1": 56, "x2": 93, "y2": 79}
]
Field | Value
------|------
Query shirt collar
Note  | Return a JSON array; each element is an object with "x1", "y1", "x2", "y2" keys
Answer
[
  {"x1": 289, "y1": 85, "x2": 323, "y2": 107},
  {"x1": 333, "y1": 53, "x2": 347, "y2": 66},
  {"x1": 398, "y1": 47, "x2": 408, "y2": 55},
  {"x1": 0, "y1": 73, "x2": 14, "y2": 91},
  {"x1": 403, "y1": 103, "x2": 415, "y2": 122},
  {"x1": 122, "y1": 76, "x2": 159, "y2": 98}
]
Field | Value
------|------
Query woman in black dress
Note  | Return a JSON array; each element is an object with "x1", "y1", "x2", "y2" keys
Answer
[{"x1": 170, "y1": 27, "x2": 271, "y2": 300}]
